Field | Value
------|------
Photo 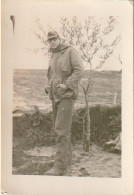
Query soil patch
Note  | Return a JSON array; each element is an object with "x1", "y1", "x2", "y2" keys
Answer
[{"x1": 13, "y1": 142, "x2": 121, "y2": 177}]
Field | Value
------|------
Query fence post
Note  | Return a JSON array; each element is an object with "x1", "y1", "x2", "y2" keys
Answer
[{"x1": 113, "y1": 92, "x2": 117, "y2": 105}]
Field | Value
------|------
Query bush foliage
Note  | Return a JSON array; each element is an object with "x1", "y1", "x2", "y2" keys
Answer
[
  {"x1": 72, "y1": 105, "x2": 121, "y2": 145},
  {"x1": 13, "y1": 105, "x2": 121, "y2": 147}
]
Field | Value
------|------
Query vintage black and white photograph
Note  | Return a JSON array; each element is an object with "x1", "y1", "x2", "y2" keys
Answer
[
  {"x1": 1, "y1": 0, "x2": 133, "y2": 194},
  {"x1": 13, "y1": 16, "x2": 122, "y2": 177}
]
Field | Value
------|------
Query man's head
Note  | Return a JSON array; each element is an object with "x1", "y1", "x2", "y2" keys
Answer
[{"x1": 47, "y1": 30, "x2": 60, "y2": 49}]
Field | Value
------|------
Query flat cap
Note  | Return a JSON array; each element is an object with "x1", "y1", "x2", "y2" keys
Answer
[{"x1": 47, "y1": 30, "x2": 59, "y2": 41}]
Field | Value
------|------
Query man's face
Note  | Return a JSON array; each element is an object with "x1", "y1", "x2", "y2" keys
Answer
[{"x1": 47, "y1": 37, "x2": 60, "y2": 49}]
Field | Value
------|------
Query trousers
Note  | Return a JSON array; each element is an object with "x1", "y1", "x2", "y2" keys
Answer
[{"x1": 52, "y1": 98, "x2": 74, "y2": 170}]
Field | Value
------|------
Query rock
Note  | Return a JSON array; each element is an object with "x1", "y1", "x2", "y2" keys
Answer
[
  {"x1": 79, "y1": 167, "x2": 91, "y2": 176},
  {"x1": 13, "y1": 108, "x2": 25, "y2": 117},
  {"x1": 104, "y1": 132, "x2": 121, "y2": 153}
]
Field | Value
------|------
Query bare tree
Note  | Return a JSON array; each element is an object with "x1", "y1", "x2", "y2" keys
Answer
[
  {"x1": 34, "y1": 16, "x2": 121, "y2": 152},
  {"x1": 59, "y1": 16, "x2": 121, "y2": 151}
]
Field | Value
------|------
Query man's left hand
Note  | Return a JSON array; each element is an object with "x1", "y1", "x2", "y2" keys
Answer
[{"x1": 56, "y1": 84, "x2": 67, "y2": 90}]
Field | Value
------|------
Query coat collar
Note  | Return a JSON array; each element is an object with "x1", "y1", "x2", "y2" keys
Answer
[{"x1": 48, "y1": 44, "x2": 70, "y2": 54}]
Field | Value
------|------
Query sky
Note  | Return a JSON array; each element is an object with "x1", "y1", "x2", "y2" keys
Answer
[{"x1": 2, "y1": 0, "x2": 130, "y2": 70}]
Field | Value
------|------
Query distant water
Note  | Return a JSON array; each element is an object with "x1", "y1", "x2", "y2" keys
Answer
[{"x1": 13, "y1": 69, "x2": 121, "y2": 112}]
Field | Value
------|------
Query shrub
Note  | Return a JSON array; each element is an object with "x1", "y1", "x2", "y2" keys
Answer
[
  {"x1": 90, "y1": 105, "x2": 121, "y2": 145},
  {"x1": 13, "y1": 105, "x2": 121, "y2": 148}
]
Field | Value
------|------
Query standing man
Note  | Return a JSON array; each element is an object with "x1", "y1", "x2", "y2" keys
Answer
[{"x1": 45, "y1": 30, "x2": 83, "y2": 176}]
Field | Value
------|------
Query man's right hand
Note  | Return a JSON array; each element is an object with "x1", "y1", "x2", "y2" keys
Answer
[{"x1": 45, "y1": 86, "x2": 50, "y2": 94}]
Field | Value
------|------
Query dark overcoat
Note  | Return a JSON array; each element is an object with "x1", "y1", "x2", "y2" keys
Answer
[{"x1": 47, "y1": 44, "x2": 84, "y2": 102}]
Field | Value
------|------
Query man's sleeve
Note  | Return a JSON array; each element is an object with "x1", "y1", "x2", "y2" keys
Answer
[
  {"x1": 65, "y1": 48, "x2": 84, "y2": 90},
  {"x1": 47, "y1": 60, "x2": 52, "y2": 85}
]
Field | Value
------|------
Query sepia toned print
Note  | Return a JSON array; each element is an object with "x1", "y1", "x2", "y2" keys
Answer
[
  {"x1": 13, "y1": 15, "x2": 122, "y2": 176},
  {"x1": 1, "y1": 0, "x2": 133, "y2": 195}
]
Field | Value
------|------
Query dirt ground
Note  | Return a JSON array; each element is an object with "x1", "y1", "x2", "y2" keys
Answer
[{"x1": 13, "y1": 142, "x2": 121, "y2": 177}]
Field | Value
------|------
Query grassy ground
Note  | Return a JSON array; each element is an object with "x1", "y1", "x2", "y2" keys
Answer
[{"x1": 13, "y1": 70, "x2": 121, "y2": 111}]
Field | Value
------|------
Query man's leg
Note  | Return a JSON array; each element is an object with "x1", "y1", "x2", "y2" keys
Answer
[
  {"x1": 52, "y1": 100, "x2": 57, "y2": 129},
  {"x1": 54, "y1": 99, "x2": 74, "y2": 171},
  {"x1": 45, "y1": 98, "x2": 74, "y2": 175}
]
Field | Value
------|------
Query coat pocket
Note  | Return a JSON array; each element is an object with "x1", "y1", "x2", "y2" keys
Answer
[{"x1": 57, "y1": 86, "x2": 67, "y2": 96}]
